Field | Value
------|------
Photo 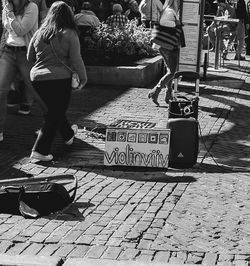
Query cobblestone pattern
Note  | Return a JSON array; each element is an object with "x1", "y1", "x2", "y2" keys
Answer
[{"x1": 0, "y1": 61, "x2": 250, "y2": 265}]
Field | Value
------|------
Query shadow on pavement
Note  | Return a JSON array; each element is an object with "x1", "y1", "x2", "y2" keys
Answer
[
  {"x1": 1, "y1": 85, "x2": 130, "y2": 179},
  {"x1": 223, "y1": 64, "x2": 250, "y2": 74},
  {"x1": 199, "y1": 83, "x2": 250, "y2": 172}
]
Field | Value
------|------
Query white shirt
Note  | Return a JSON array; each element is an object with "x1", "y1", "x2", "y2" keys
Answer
[
  {"x1": 139, "y1": 0, "x2": 163, "y2": 22},
  {"x1": 5, "y1": 15, "x2": 26, "y2": 46}
]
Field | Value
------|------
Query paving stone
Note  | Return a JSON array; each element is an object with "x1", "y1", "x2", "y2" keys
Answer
[
  {"x1": 0, "y1": 241, "x2": 14, "y2": 253},
  {"x1": 5, "y1": 242, "x2": 31, "y2": 255},
  {"x1": 68, "y1": 245, "x2": 90, "y2": 258},
  {"x1": 106, "y1": 237, "x2": 123, "y2": 247},
  {"x1": 20, "y1": 243, "x2": 44, "y2": 255},
  {"x1": 101, "y1": 246, "x2": 123, "y2": 259},
  {"x1": 153, "y1": 251, "x2": 171, "y2": 263},
  {"x1": 137, "y1": 239, "x2": 153, "y2": 250},
  {"x1": 29, "y1": 232, "x2": 50, "y2": 243},
  {"x1": 85, "y1": 245, "x2": 107, "y2": 259},
  {"x1": 36, "y1": 244, "x2": 61, "y2": 256},
  {"x1": 75, "y1": 235, "x2": 94, "y2": 245},
  {"x1": 53, "y1": 244, "x2": 75, "y2": 258},
  {"x1": 136, "y1": 253, "x2": 154, "y2": 262},
  {"x1": 118, "y1": 248, "x2": 140, "y2": 260},
  {"x1": 202, "y1": 252, "x2": 218, "y2": 265}
]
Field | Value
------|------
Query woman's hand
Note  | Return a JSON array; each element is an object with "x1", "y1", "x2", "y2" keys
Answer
[{"x1": 73, "y1": 80, "x2": 86, "y2": 91}]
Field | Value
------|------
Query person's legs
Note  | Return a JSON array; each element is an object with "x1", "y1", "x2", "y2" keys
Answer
[
  {"x1": 245, "y1": 27, "x2": 250, "y2": 55},
  {"x1": 16, "y1": 50, "x2": 35, "y2": 114},
  {"x1": 235, "y1": 20, "x2": 245, "y2": 60},
  {"x1": 207, "y1": 24, "x2": 216, "y2": 50},
  {"x1": 148, "y1": 48, "x2": 170, "y2": 105},
  {"x1": 0, "y1": 50, "x2": 17, "y2": 135},
  {"x1": 164, "y1": 49, "x2": 178, "y2": 103},
  {"x1": 148, "y1": 47, "x2": 178, "y2": 105},
  {"x1": 31, "y1": 78, "x2": 73, "y2": 155}
]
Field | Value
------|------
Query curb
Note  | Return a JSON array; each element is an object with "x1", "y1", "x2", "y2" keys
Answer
[
  {"x1": 63, "y1": 258, "x2": 197, "y2": 266},
  {"x1": 0, "y1": 254, "x2": 62, "y2": 266}
]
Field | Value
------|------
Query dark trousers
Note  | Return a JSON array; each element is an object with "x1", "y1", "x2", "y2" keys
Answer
[
  {"x1": 246, "y1": 28, "x2": 250, "y2": 55},
  {"x1": 32, "y1": 78, "x2": 74, "y2": 155}
]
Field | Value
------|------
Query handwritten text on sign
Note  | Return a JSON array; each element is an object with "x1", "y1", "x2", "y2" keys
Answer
[{"x1": 104, "y1": 128, "x2": 170, "y2": 168}]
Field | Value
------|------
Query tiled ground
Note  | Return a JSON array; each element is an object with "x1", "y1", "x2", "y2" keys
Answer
[{"x1": 0, "y1": 57, "x2": 250, "y2": 265}]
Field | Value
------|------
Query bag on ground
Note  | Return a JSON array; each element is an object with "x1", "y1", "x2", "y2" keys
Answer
[{"x1": 0, "y1": 175, "x2": 77, "y2": 218}]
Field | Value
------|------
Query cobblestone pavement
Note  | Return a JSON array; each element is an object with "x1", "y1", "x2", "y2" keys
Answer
[{"x1": 0, "y1": 57, "x2": 250, "y2": 265}]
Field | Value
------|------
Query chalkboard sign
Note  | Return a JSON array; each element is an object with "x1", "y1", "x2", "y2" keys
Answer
[{"x1": 179, "y1": 0, "x2": 205, "y2": 73}]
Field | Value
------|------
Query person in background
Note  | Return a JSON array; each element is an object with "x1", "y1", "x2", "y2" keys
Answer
[
  {"x1": 75, "y1": 1, "x2": 100, "y2": 27},
  {"x1": 207, "y1": 0, "x2": 236, "y2": 59},
  {"x1": 245, "y1": 0, "x2": 250, "y2": 55},
  {"x1": 0, "y1": 0, "x2": 38, "y2": 142},
  {"x1": 234, "y1": 0, "x2": 249, "y2": 60},
  {"x1": 148, "y1": 0, "x2": 181, "y2": 106},
  {"x1": 124, "y1": 0, "x2": 141, "y2": 23},
  {"x1": 27, "y1": 1, "x2": 87, "y2": 161},
  {"x1": 31, "y1": 0, "x2": 48, "y2": 24},
  {"x1": 106, "y1": 3, "x2": 128, "y2": 27},
  {"x1": 6, "y1": 0, "x2": 48, "y2": 112},
  {"x1": 75, "y1": 1, "x2": 100, "y2": 59},
  {"x1": 46, "y1": 0, "x2": 79, "y2": 12},
  {"x1": 139, "y1": 0, "x2": 163, "y2": 28}
]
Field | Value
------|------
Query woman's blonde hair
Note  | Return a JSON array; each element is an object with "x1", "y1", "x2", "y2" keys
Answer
[{"x1": 34, "y1": 1, "x2": 78, "y2": 42}]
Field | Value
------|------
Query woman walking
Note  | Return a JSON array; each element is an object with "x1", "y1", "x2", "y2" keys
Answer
[
  {"x1": 27, "y1": 1, "x2": 87, "y2": 161},
  {"x1": 0, "y1": 0, "x2": 38, "y2": 142},
  {"x1": 148, "y1": 0, "x2": 182, "y2": 106}
]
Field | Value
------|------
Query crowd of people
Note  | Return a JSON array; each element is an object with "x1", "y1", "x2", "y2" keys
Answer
[
  {"x1": 0, "y1": 0, "x2": 249, "y2": 161},
  {"x1": 0, "y1": 0, "x2": 87, "y2": 161},
  {"x1": 0, "y1": 0, "x2": 170, "y2": 161}
]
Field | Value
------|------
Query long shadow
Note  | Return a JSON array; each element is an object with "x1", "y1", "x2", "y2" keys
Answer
[
  {"x1": 0, "y1": 85, "x2": 131, "y2": 179},
  {"x1": 222, "y1": 63, "x2": 250, "y2": 74},
  {"x1": 198, "y1": 82, "x2": 250, "y2": 172}
]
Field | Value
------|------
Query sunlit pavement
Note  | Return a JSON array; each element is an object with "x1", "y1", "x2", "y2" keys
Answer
[{"x1": 0, "y1": 55, "x2": 250, "y2": 265}]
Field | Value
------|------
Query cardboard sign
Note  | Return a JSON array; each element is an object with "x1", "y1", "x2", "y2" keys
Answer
[{"x1": 104, "y1": 128, "x2": 170, "y2": 168}]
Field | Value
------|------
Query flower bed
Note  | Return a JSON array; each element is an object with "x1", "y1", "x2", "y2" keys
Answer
[{"x1": 80, "y1": 20, "x2": 159, "y2": 66}]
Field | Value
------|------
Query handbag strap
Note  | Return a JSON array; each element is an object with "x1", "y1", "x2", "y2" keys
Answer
[
  {"x1": 67, "y1": 175, "x2": 78, "y2": 203},
  {"x1": 50, "y1": 40, "x2": 74, "y2": 73}
]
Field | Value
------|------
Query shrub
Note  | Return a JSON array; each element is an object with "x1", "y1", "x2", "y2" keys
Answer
[{"x1": 81, "y1": 20, "x2": 159, "y2": 66}]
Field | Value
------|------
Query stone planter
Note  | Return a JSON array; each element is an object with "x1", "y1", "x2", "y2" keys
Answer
[{"x1": 86, "y1": 55, "x2": 163, "y2": 87}]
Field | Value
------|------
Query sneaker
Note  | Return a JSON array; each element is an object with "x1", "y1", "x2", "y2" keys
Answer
[
  {"x1": 18, "y1": 104, "x2": 31, "y2": 115},
  {"x1": 0, "y1": 132, "x2": 3, "y2": 142},
  {"x1": 30, "y1": 151, "x2": 53, "y2": 161},
  {"x1": 65, "y1": 124, "x2": 78, "y2": 145}
]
